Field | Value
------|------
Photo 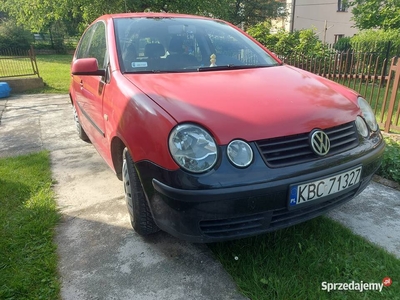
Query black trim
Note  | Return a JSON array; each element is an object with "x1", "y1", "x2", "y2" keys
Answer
[
  {"x1": 134, "y1": 135, "x2": 385, "y2": 242},
  {"x1": 76, "y1": 101, "x2": 105, "y2": 137}
]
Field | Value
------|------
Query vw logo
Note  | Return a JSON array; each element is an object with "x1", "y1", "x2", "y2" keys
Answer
[{"x1": 310, "y1": 130, "x2": 330, "y2": 156}]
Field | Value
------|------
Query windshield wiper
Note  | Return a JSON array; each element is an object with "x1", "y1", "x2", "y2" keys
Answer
[{"x1": 197, "y1": 64, "x2": 275, "y2": 72}]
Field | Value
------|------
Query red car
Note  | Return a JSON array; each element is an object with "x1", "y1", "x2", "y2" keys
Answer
[{"x1": 70, "y1": 13, "x2": 384, "y2": 242}]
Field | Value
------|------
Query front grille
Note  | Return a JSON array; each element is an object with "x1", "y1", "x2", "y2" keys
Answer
[
  {"x1": 256, "y1": 122, "x2": 359, "y2": 168},
  {"x1": 199, "y1": 213, "x2": 269, "y2": 239}
]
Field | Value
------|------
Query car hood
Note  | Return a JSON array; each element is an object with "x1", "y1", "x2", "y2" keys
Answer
[{"x1": 124, "y1": 65, "x2": 359, "y2": 145}]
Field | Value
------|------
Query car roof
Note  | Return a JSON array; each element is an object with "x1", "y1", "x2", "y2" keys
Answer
[{"x1": 97, "y1": 12, "x2": 215, "y2": 22}]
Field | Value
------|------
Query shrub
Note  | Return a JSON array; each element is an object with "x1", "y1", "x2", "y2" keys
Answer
[
  {"x1": 334, "y1": 37, "x2": 352, "y2": 52},
  {"x1": 0, "y1": 20, "x2": 33, "y2": 50},
  {"x1": 377, "y1": 137, "x2": 400, "y2": 184},
  {"x1": 247, "y1": 25, "x2": 330, "y2": 57},
  {"x1": 246, "y1": 21, "x2": 271, "y2": 46},
  {"x1": 350, "y1": 29, "x2": 400, "y2": 55}
]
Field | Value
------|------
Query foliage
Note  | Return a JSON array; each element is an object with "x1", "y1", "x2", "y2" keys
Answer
[
  {"x1": 222, "y1": 0, "x2": 287, "y2": 27},
  {"x1": 294, "y1": 29, "x2": 327, "y2": 56},
  {"x1": 3, "y1": 0, "x2": 286, "y2": 40},
  {"x1": 350, "y1": 29, "x2": 400, "y2": 55},
  {"x1": 377, "y1": 136, "x2": 400, "y2": 184},
  {"x1": 0, "y1": 19, "x2": 33, "y2": 50},
  {"x1": 247, "y1": 26, "x2": 329, "y2": 57},
  {"x1": 246, "y1": 21, "x2": 272, "y2": 45},
  {"x1": 333, "y1": 36, "x2": 352, "y2": 52},
  {"x1": 350, "y1": 0, "x2": 400, "y2": 30}
]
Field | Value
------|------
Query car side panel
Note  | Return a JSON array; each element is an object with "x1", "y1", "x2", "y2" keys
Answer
[
  {"x1": 102, "y1": 72, "x2": 179, "y2": 172},
  {"x1": 78, "y1": 75, "x2": 106, "y2": 136}
]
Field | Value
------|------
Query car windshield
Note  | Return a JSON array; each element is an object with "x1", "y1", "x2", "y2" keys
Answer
[{"x1": 114, "y1": 17, "x2": 279, "y2": 73}]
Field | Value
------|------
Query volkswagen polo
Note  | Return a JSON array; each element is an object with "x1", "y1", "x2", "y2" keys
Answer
[{"x1": 70, "y1": 13, "x2": 385, "y2": 242}]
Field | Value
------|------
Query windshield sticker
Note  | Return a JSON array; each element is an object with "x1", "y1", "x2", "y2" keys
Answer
[{"x1": 131, "y1": 61, "x2": 148, "y2": 68}]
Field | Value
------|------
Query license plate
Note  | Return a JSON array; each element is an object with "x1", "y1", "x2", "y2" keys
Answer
[{"x1": 289, "y1": 167, "x2": 362, "y2": 207}]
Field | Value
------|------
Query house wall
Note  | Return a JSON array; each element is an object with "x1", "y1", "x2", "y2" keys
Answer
[{"x1": 292, "y1": 0, "x2": 358, "y2": 44}]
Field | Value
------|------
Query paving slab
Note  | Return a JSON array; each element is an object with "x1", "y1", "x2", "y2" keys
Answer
[{"x1": 328, "y1": 182, "x2": 400, "y2": 258}]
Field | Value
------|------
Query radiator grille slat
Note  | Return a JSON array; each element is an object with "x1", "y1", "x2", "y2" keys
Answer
[
  {"x1": 256, "y1": 122, "x2": 359, "y2": 168},
  {"x1": 199, "y1": 213, "x2": 266, "y2": 238}
]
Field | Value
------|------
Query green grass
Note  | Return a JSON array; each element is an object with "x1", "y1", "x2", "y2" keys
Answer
[
  {"x1": 209, "y1": 216, "x2": 400, "y2": 299},
  {"x1": 377, "y1": 136, "x2": 400, "y2": 183},
  {"x1": 30, "y1": 54, "x2": 72, "y2": 94},
  {"x1": 0, "y1": 151, "x2": 60, "y2": 300},
  {"x1": 333, "y1": 78, "x2": 399, "y2": 130}
]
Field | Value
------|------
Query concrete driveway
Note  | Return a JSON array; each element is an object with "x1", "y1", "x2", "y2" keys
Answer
[
  {"x1": 0, "y1": 94, "x2": 246, "y2": 300},
  {"x1": 0, "y1": 94, "x2": 399, "y2": 299}
]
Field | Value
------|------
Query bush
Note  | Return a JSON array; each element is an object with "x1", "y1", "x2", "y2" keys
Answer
[
  {"x1": 246, "y1": 21, "x2": 272, "y2": 46},
  {"x1": 377, "y1": 137, "x2": 400, "y2": 184},
  {"x1": 0, "y1": 20, "x2": 33, "y2": 50},
  {"x1": 350, "y1": 29, "x2": 400, "y2": 55},
  {"x1": 334, "y1": 37, "x2": 352, "y2": 52},
  {"x1": 247, "y1": 25, "x2": 329, "y2": 57}
]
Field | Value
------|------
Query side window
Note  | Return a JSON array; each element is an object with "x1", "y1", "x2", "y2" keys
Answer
[
  {"x1": 87, "y1": 22, "x2": 107, "y2": 69},
  {"x1": 75, "y1": 25, "x2": 96, "y2": 59},
  {"x1": 88, "y1": 22, "x2": 107, "y2": 69},
  {"x1": 75, "y1": 22, "x2": 107, "y2": 69}
]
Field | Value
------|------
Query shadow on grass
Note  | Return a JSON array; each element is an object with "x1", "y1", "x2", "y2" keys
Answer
[{"x1": 0, "y1": 177, "x2": 60, "y2": 300}]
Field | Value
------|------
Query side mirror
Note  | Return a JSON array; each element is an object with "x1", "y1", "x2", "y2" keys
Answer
[{"x1": 71, "y1": 58, "x2": 106, "y2": 76}]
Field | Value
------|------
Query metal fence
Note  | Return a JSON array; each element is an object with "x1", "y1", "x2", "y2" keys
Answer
[
  {"x1": 279, "y1": 49, "x2": 400, "y2": 133},
  {"x1": 0, "y1": 46, "x2": 40, "y2": 78}
]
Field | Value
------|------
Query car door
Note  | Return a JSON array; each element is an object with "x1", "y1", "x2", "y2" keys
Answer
[{"x1": 72, "y1": 21, "x2": 108, "y2": 141}]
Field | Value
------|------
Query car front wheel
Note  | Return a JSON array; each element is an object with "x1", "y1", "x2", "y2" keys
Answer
[{"x1": 122, "y1": 148, "x2": 159, "y2": 236}]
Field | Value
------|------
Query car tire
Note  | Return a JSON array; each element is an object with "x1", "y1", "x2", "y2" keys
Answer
[
  {"x1": 122, "y1": 147, "x2": 159, "y2": 236},
  {"x1": 72, "y1": 104, "x2": 90, "y2": 142}
]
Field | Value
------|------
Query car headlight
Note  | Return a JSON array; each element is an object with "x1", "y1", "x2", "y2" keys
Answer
[
  {"x1": 169, "y1": 124, "x2": 218, "y2": 173},
  {"x1": 355, "y1": 116, "x2": 369, "y2": 137},
  {"x1": 358, "y1": 97, "x2": 378, "y2": 131},
  {"x1": 227, "y1": 140, "x2": 253, "y2": 167}
]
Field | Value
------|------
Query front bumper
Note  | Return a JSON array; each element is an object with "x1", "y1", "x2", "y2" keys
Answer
[{"x1": 136, "y1": 134, "x2": 385, "y2": 243}]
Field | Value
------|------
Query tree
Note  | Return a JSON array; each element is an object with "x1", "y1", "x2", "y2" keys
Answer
[
  {"x1": 350, "y1": 0, "x2": 400, "y2": 30},
  {"x1": 0, "y1": 19, "x2": 33, "y2": 49},
  {"x1": 223, "y1": 0, "x2": 287, "y2": 27},
  {"x1": 3, "y1": 0, "x2": 286, "y2": 45}
]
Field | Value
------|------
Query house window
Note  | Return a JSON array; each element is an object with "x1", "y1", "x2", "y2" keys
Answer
[
  {"x1": 338, "y1": 0, "x2": 348, "y2": 12},
  {"x1": 334, "y1": 34, "x2": 345, "y2": 43}
]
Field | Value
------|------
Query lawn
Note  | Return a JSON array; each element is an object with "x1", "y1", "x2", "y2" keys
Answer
[
  {"x1": 32, "y1": 54, "x2": 72, "y2": 94},
  {"x1": 377, "y1": 136, "x2": 400, "y2": 183},
  {"x1": 209, "y1": 216, "x2": 400, "y2": 299},
  {"x1": 0, "y1": 151, "x2": 60, "y2": 299}
]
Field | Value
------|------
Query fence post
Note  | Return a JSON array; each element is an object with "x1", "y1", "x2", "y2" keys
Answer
[
  {"x1": 380, "y1": 41, "x2": 392, "y2": 86},
  {"x1": 29, "y1": 45, "x2": 40, "y2": 78},
  {"x1": 384, "y1": 58, "x2": 400, "y2": 133}
]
